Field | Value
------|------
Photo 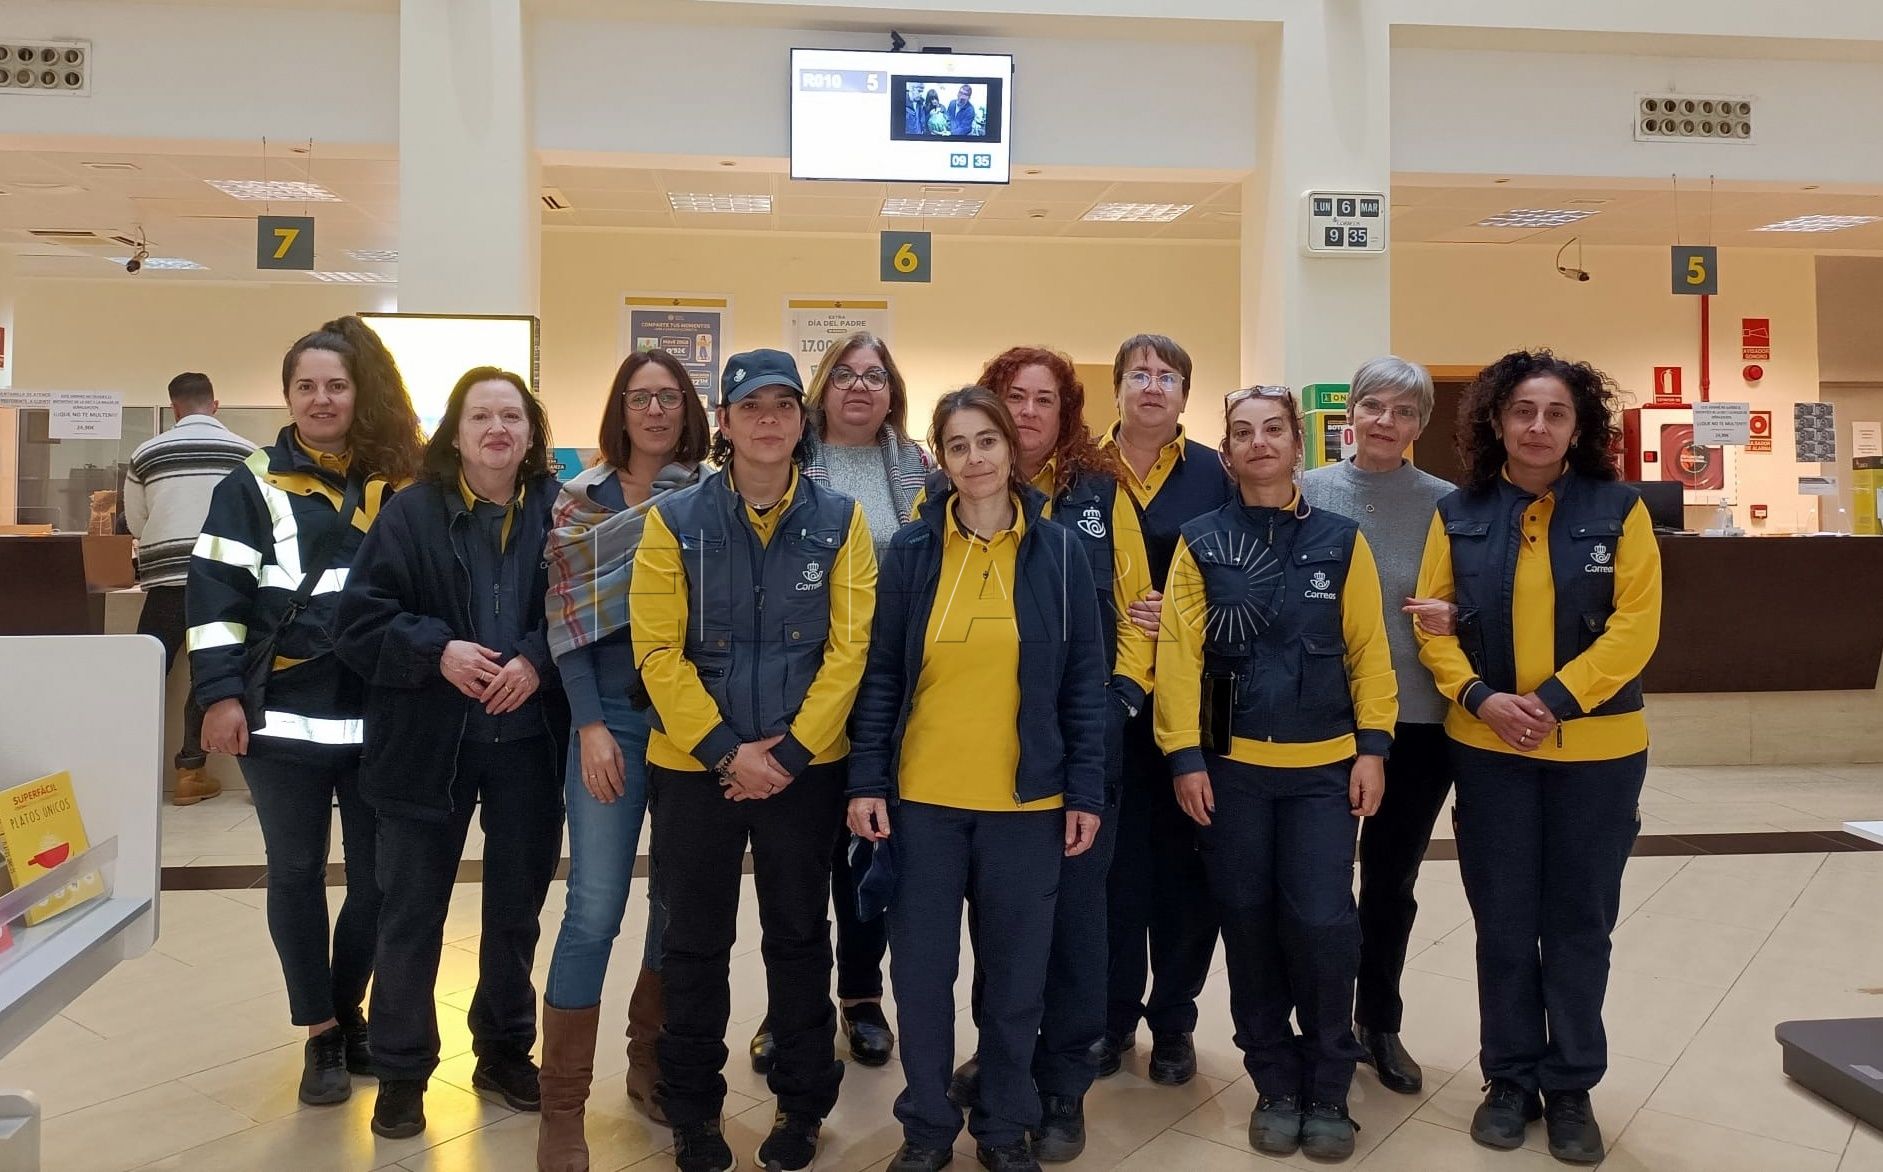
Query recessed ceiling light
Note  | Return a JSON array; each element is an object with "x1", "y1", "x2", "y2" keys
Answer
[
  {"x1": 207, "y1": 179, "x2": 341, "y2": 202},
  {"x1": 106, "y1": 256, "x2": 205, "y2": 270},
  {"x1": 1754, "y1": 214, "x2": 1881, "y2": 233},
  {"x1": 881, "y1": 198, "x2": 983, "y2": 218},
  {"x1": 82, "y1": 161, "x2": 139, "y2": 172},
  {"x1": 305, "y1": 271, "x2": 397, "y2": 284},
  {"x1": 669, "y1": 192, "x2": 772, "y2": 214},
  {"x1": 1475, "y1": 208, "x2": 1600, "y2": 228},
  {"x1": 1082, "y1": 202, "x2": 1193, "y2": 223},
  {"x1": 345, "y1": 248, "x2": 400, "y2": 263}
]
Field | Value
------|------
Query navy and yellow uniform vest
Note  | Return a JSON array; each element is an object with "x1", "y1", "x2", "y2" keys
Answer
[
  {"x1": 1438, "y1": 476, "x2": 1644, "y2": 720},
  {"x1": 633, "y1": 467, "x2": 874, "y2": 775}
]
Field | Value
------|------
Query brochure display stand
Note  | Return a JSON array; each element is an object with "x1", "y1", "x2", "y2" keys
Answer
[{"x1": 0, "y1": 636, "x2": 162, "y2": 1172}]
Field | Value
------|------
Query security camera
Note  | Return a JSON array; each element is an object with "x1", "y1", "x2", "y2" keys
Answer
[
  {"x1": 889, "y1": 30, "x2": 907, "y2": 52},
  {"x1": 1558, "y1": 266, "x2": 1592, "y2": 283},
  {"x1": 125, "y1": 248, "x2": 148, "y2": 274}
]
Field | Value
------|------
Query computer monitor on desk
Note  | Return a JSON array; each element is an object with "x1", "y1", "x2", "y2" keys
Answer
[{"x1": 1629, "y1": 480, "x2": 1688, "y2": 533}]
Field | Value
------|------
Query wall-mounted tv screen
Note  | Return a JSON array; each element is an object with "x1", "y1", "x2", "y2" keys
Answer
[{"x1": 790, "y1": 48, "x2": 1013, "y2": 184}]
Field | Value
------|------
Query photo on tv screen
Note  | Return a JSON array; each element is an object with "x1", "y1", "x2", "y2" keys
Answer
[{"x1": 890, "y1": 75, "x2": 1005, "y2": 143}]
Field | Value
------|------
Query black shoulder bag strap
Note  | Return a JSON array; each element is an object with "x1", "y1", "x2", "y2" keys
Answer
[{"x1": 240, "y1": 472, "x2": 369, "y2": 732}]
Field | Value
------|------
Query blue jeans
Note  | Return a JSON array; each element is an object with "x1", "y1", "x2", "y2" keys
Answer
[{"x1": 544, "y1": 699, "x2": 666, "y2": 1009}]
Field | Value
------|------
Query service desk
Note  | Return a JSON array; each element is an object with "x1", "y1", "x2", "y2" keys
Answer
[
  {"x1": 1645, "y1": 534, "x2": 1883, "y2": 766},
  {"x1": 0, "y1": 533, "x2": 135, "y2": 635}
]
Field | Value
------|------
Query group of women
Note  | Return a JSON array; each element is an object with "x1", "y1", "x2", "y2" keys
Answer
[{"x1": 184, "y1": 314, "x2": 1661, "y2": 1172}]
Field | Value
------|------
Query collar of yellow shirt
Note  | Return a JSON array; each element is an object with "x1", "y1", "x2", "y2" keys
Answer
[
  {"x1": 946, "y1": 492, "x2": 1028, "y2": 550},
  {"x1": 458, "y1": 472, "x2": 527, "y2": 552},
  {"x1": 294, "y1": 431, "x2": 352, "y2": 475}
]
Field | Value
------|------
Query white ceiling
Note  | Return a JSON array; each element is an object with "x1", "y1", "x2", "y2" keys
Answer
[{"x1": 7, "y1": 147, "x2": 1883, "y2": 282}]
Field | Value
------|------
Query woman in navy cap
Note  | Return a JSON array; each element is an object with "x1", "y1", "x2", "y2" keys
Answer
[{"x1": 632, "y1": 349, "x2": 877, "y2": 1172}]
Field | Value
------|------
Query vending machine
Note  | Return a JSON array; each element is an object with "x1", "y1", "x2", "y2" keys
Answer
[{"x1": 1301, "y1": 383, "x2": 1350, "y2": 470}]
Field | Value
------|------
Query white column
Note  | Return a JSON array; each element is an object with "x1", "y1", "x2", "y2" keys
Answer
[
  {"x1": 0, "y1": 246, "x2": 16, "y2": 389},
  {"x1": 398, "y1": 0, "x2": 540, "y2": 315},
  {"x1": 1241, "y1": 3, "x2": 1393, "y2": 390}
]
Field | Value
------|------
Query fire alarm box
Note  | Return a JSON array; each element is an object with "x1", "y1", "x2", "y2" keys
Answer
[{"x1": 1622, "y1": 405, "x2": 1736, "y2": 504}]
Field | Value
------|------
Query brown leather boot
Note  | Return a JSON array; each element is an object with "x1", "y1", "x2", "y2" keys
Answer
[
  {"x1": 624, "y1": 963, "x2": 666, "y2": 1124},
  {"x1": 171, "y1": 766, "x2": 221, "y2": 806},
  {"x1": 537, "y1": 1002, "x2": 599, "y2": 1172}
]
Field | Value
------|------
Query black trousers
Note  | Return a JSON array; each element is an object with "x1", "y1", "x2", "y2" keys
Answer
[
  {"x1": 371, "y1": 737, "x2": 564, "y2": 1083},
  {"x1": 241, "y1": 755, "x2": 381, "y2": 1027},
  {"x1": 1355, "y1": 722, "x2": 1454, "y2": 1033},
  {"x1": 1201, "y1": 757, "x2": 1365, "y2": 1105},
  {"x1": 1453, "y1": 743, "x2": 1646, "y2": 1094},
  {"x1": 966, "y1": 791, "x2": 1120, "y2": 1099},
  {"x1": 652, "y1": 760, "x2": 847, "y2": 1126},
  {"x1": 1106, "y1": 709, "x2": 1218, "y2": 1038},
  {"x1": 137, "y1": 584, "x2": 205, "y2": 770},
  {"x1": 832, "y1": 834, "x2": 888, "y2": 1000},
  {"x1": 890, "y1": 801, "x2": 1062, "y2": 1149}
]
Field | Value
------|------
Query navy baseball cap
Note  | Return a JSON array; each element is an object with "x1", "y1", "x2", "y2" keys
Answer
[{"x1": 721, "y1": 349, "x2": 804, "y2": 404}]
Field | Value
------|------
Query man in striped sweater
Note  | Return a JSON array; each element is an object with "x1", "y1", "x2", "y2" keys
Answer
[{"x1": 124, "y1": 372, "x2": 257, "y2": 805}]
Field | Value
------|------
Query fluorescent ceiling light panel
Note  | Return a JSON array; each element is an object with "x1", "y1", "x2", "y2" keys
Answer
[
  {"x1": 881, "y1": 198, "x2": 984, "y2": 218},
  {"x1": 107, "y1": 256, "x2": 204, "y2": 270},
  {"x1": 306, "y1": 271, "x2": 397, "y2": 284},
  {"x1": 1082, "y1": 202, "x2": 1193, "y2": 223},
  {"x1": 206, "y1": 179, "x2": 341, "y2": 202},
  {"x1": 1754, "y1": 214, "x2": 1881, "y2": 233},
  {"x1": 668, "y1": 192, "x2": 772, "y2": 214},
  {"x1": 1474, "y1": 209, "x2": 1599, "y2": 228},
  {"x1": 345, "y1": 248, "x2": 400, "y2": 262}
]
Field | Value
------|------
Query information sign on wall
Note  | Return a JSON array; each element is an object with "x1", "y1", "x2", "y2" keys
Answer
[
  {"x1": 621, "y1": 295, "x2": 731, "y2": 407},
  {"x1": 784, "y1": 298, "x2": 893, "y2": 383}
]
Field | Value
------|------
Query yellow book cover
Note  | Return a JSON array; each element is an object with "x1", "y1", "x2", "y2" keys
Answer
[{"x1": 0, "y1": 772, "x2": 105, "y2": 926}]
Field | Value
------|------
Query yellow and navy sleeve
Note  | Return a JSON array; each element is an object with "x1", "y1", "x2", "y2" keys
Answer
[
  {"x1": 1110, "y1": 489, "x2": 1156, "y2": 707},
  {"x1": 186, "y1": 466, "x2": 269, "y2": 708},
  {"x1": 631, "y1": 506, "x2": 742, "y2": 769},
  {"x1": 1153, "y1": 536, "x2": 1209, "y2": 777},
  {"x1": 774, "y1": 501, "x2": 879, "y2": 775},
  {"x1": 1413, "y1": 509, "x2": 1488, "y2": 714},
  {"x1": 1340, "y1": 532, "x2": 1398, "y2": 756},
  {"x1": 1534, "y1": 499, "x2": 1663, "y2": 720}
]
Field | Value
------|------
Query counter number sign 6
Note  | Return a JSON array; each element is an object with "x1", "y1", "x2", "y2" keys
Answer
[{"x1": 880, "y1": 231, "x2": 932, "y2": 284}]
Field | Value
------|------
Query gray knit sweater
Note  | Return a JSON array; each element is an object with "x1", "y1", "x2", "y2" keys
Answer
[{"x1": 1300, "y1": 458, "x2": 1455, "y2": 725}]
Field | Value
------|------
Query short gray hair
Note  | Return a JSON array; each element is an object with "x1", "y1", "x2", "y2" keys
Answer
[{"x1": 1350, "y1": 356, "x2": 1435, "y2": 426}]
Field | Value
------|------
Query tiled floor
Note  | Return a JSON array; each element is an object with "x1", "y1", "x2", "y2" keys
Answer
[{"x1": 3, "y1": 763, "x2": 1879, "y2": 1170}]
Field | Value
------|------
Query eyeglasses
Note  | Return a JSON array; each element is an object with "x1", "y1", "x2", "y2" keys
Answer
[
  {"x1": 1224, "y1": 385, "x2": 1295, "y2": 410},
  {"x1": 1351, "y1": 397, "x2": 1422, "y2": 423},
  {"x1": 625, "y1": 389, "x2": 686, "y2": 412},
  {"x1": 829, "y1": 366, "x2": 890, "y2": 392},
  {"x1": 1122, "y1": 370, "x2": 1184, "y2": 394}
]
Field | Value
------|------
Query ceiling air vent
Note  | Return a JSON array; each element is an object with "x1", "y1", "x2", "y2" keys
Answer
[
  {"x1": 27, "y1": 229, "x2": 141, "y2": 248},
  {"x1": 1637, "y1": 94, "x2": 1753, "y2": 142},
  {"x1": 0, "y1": 40, "x2": 90, "y2": 96},
  {"x1": 540, "y1": 188, "x2": 572, "y2": 211}
]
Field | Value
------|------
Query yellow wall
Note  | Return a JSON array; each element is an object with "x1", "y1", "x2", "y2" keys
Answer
[
  {"x1": 538, "y1": 228, "x2": 1241, "y2": 449},
  {"x1": 1393, "y1": 243, "x2": 1823, "y2": 530}
]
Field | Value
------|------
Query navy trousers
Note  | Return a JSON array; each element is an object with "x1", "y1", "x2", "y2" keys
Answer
[
  {"x1": 1452, "y1": 743, "x2": 1645, "y2": 1093},
  {"x1": 889, "y1": 801, "x2": 1062, "y2": 1149},
  {"x1": 1200, "y1": 757, "x2": 1365, "y2": 1104},
  {"x1": 1355, "y1": 722, "x2": 1454, "y2": 1033}
]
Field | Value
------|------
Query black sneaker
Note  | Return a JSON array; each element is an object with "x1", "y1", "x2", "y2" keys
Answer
[
  {"x1": 755, "y1": 1110, "x2": 821, "y2": 1171},
  {"x1": 370, "y1": 1078, "x2": 426, "y2": 1139},
  {"x1": 948, "y1": 1056, "x2": 981, "y2": 1109},
  {"x1": 298, "y1": 1024, "x2": 351, "y2": 1106},
  {"x1": 1471, "y1": 1079, "x2": 1543, "y2": 1151},
  {"x1": 1543, "y1": 1090, "x2": 1605, "y2": 1164},
  {"x1": 472, "y1": 1048, "x2": 541, "y2": 1111},
  {"x1": 750, "y1": 1021, "x2": 777, "y2": 1075},
  {"x1": 975, "y1": 1140, "x2": 1041, "y2": 1172},
  {"x1": 340, "y1": 1008, "x2": 373, "y2": 1077},
  {"x1": 1148, "y1": 1032, "x2": 1197, "y2": 1086},
  {"x1": 1249, "y1": 1093, "x2": 1304, "y2": 1156},
  {"x1": 673, "y1": 1119, "x2": 736, "y2": 1172},
  {"x1": 1033, "y1": 1094, "x2": 1085, "y2": 1163},
  {"x1": 1093, "y1": 1033, "x2": 1132, "y2": 1079},
  {"x1": 842, "y1": 1001, "x2": 895, "y2": 1067},
  {"x1": 1299, "y1": 1101, "x2": 1359, "y2": 1162},
  {"x1": 887, "y1": 1142, "x2": 954, "y2": 1172}
]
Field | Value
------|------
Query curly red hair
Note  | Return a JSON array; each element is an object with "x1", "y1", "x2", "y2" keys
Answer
[{"x1": 976, "y1": 346, "x2": 1124, "y2": 496}]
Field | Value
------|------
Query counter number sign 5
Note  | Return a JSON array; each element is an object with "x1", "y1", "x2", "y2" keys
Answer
[
  {"x1": 1671, "y1": 245, "x2": 1719, "y2": 296},
  {"x1": 880, "y1": 230, "x2": 932, "y2": 284}
]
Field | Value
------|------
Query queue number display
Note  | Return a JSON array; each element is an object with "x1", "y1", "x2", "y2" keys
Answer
[{"x1": 798, "y1": 70, "x2": 883, "y2": 93}]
